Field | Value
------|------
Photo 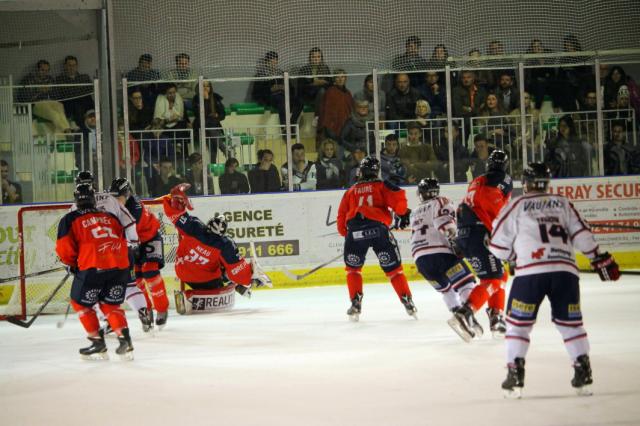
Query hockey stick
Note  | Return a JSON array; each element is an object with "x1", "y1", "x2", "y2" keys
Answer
[
  {"x1": 0, "y1": 266, "x2": 65, "y2": 284},
  {"x1": 56, "y1": 301, "x2": 72, "y2": 329},
  {"x1": 6, "y1": 272, "x2": 71, "y2": 329},
  {"x1": 589, "y1": 223, "x2": 640, "y2": 231},
  {"x1": 282, "y1": 253, "x2": 343, "y2": 281}
]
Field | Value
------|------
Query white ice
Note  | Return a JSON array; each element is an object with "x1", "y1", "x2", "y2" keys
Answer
[{"x1": 1, "y1": 273, "x2": 640, "y2": 426}]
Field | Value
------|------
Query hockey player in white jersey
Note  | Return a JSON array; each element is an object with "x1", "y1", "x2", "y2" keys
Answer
[
  {"x1": 489, "y1": 163, "x2": 620, "y2": 398},
  {"x1": 410, "y1": 178, "x2": 481, "y2": 342},
  {"x1": 72, "y1": 171, "x2": 152, "y2": 331}
]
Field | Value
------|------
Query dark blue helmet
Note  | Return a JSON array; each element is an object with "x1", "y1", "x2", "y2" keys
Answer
[
  {"x1": 74, "y1": 183, "x2": 96, "y2": 209},
  {"x1": 486, "y1": 149, "x2": 508, "y2": 172}
]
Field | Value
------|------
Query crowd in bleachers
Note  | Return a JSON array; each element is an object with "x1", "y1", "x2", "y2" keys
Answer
[{"x1": 8, "y1": 33, "x2": 640, "y2": 202}]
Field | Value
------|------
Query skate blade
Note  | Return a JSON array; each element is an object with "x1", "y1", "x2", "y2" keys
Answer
[
  {"x1": 348, "y1": 313, "x2": 360, "y2": 322},
  {"x1": 81, "y1": 352, "x2": 109, "y2": 361},
  {"x1": 503, "y1": 387, "x2": 523, "y2": 399},
  {"x1": 491, "y1": 330, "x2": 506, "y2": 339},
  {"x1": 117, "y1": 351, "x2": 134, "y2": 361},
  {"x1": 156, "y1": 323, "x2": 166, "y2": 331},
  {"x1": 407, "y1": 312, "x2": 418, "y2": 320},
  {"x1": 447, "y1": 317, "x2": 473, "y2": 343},
  {"x1": 472, "y1": 324, "x2": 484, "y2": 338},
  {"x1": 574, "y1": 385, "x2": 593, "y2": 396}
]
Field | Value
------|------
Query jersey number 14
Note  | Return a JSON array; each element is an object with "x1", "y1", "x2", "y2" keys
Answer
[{"x1": 538, "y1": 223, "x2": 568, "y2": 244}]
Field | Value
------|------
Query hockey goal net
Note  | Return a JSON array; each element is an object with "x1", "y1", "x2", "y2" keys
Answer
[{"x1": 0, "y1": 200, "x2": 179, "y2": 320}]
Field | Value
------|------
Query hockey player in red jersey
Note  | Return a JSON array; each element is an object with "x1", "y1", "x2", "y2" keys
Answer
[
  {"x1": 56, "y1": 184, "x2": 134, "y2": 360},
  {"x1": 336, "y1": 156, "x2": 415, "y2": 321},
  {"x1": 456, "y1": 149, "x2": 512, "y2": 337},
  {"x1": 163, "y1": 183, "x2": 271, "y2": 314},
  {"x1": 490, "y1": 163, "x2": 620, "y2": 397},
  {"x1": 110, "y1": 178, "x2": 169, "y2": 331}
]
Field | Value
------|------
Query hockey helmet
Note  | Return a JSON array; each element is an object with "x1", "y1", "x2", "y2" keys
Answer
[
  {"x1": 486, "y1": 149, "x2": 508, "y2": 172},
  {"x1": 74, "y1": 183, "x2": 96, "y2": 209},
  {"x1": 207, "y1": 214, "x2": 228, "y2": 236},
  {"x1": 522, "y1": 162, "x2": 551, "y2": 193},
  {"x1": 358, "y1": 156, "x2": 381, "y2": 180},
  {"x1": 109, "y1": 177, "x2": 132, "y2": 198},
  {"x1": 75, "y1": 170, "x2": 94, "y2": 185},
  {"x1": 417, "y1": 177, "x2": 440, "y2": 201}
]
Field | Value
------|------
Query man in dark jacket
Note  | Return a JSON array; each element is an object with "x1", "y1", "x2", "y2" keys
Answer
[{"x1": 386, "y1": 73, "x2": 423, "y2": 121}]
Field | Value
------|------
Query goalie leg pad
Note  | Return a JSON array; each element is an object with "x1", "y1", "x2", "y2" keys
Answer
[{"x1": 180, "y1": 285, "x2": 236, "y2": 314}]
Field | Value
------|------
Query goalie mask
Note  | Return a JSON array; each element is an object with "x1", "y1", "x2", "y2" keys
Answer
[
  {"x1": 522, "y1": 162, "x2": 551, "y2": 193},
  {"x1": 109, "y1": 177, "x2": 132, "y2": 198},
  {"x1": 417, "y1": 178, "x2": 440, "y2": 202},
  {"x1": 74, "y1": 183, "x2": 96, "y2": 209},
  {"x1": 207, "y1": 214, "x2": 228, "y2": 236}
]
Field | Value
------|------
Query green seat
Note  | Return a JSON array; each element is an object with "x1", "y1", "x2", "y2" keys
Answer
[
  {"x1": 230, "y1": 102, "x2": 261, "y2": 112},
  {"x1": 236, "y1": 106, "x2": 265, "y2": 115},
  {"x1": 303, "y1": 104, "x2": 315, "y2": 113},
  {"x1": 209, "y1": 163, "x2": 225, "y2": 177}
]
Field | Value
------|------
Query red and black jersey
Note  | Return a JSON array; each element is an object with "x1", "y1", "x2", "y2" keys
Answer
[
  {"x1": 162, "y1": 197, "x2": 252, "y2": 285},
  {"x1": 56, "y1": 209, "x2": 129, "y2": 271},
  {"x1": 336, "y1": 179, "x2": 408, "y2": 236},
  {"x1": 457, "y1": 170, "x2": 513, "y2": 231},
  {"x1": 125, "y1": 195, "x2": 160, "y2": 243}
]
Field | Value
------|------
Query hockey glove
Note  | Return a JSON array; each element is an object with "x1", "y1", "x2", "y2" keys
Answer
[
  {"x1": 251, "y1": 256, "x2": 273, "y2": 288},
  {"x1": 591, "y1": 252, "x2": 620, "y2": 281},
  {"x1": 128, "y1": 242, "x2": 141, "y2": 263},
  {"x1": 443, "y1": 226, "x2": 463, "y2": 259},
  {"x1": 170, "y1": 183, "x2": 193, "y2": 211},
  {"x1": 393, "y1": 209, "x2": 412, "y2": 230}
]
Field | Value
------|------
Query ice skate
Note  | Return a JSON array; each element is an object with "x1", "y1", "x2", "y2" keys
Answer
[
  {"x1": 571, "y1": 355, "x2": 593, "y2": 396},
  {"x1": 400, "y1": 295, "x2": 418, "y2": 319},
  {"x1": 115, "y1": 328, "x2": 134, "y2": 361},
  {"x1": 235, "y1": 284, "x2": 252, "y2": 298},
  {"x1": 138, "y1": 307, "x2": 154, "y2": 332},
  {"x1": 79, "y1": 329, "x2": 109, "y2": 360},
  {"x1": 502, "y1": 357, "x2": 525, "y2": 399},
  {"x1": 447, "y1": 306, "x2": 475, "y2": 343},
  {"x1": 155, "y1": 311, "x2": 168, "y2": 330},
  {"x1": 347, "y1": 293, "x2": 362, "y2": 322},
  {"x1": 459, "y1": 303, "x2": 483, "y2": 338},
  {"x1": 487, "y1": 308, "x2": 506, "y2": 338}
]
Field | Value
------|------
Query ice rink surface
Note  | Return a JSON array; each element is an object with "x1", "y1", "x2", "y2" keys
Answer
[{"x1": 1, "y1": 273, "x2": 640, "y2": 426}]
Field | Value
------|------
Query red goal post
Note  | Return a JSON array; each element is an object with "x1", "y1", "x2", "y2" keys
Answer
[{"x1": 0, "y1": 199, "x2": 178, "y2": 320}]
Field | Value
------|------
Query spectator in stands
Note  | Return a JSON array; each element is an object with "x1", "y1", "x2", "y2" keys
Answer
[
  {"x1": 603, "y1": 66, "x2": 627, "y2": 109},
  {"x1": 297, "y1": 47, "x2": 331, "y2": 125},
  {"x1": 509, "y1": 91, "x2": 542, "y2": 155},
  {"x1": 414, "y1": 99, "x2": 433, "y2": 125},
  {"x1": 477, "y1": 93, "x2": 510, "y2": 149},
  {"x1": 399, "y1": 122, "x2": 437, "y2": 183},
  {"x1": 1, "y1": 160, "x2": 23, "y2": 204},
  {"x1": 524, "y1": 38, "x2": 555, "y2": 109},
  {"x1": 345, "y1": 146, "x2": 366, "y2": 187},
  {"x1": 116, "y1": 120, "x2": 141, "y2": 174},
  {"x1": 580, "y1": 90, "x2": 598, "y2": 112},
  {"x1": 192, "y1": 80, "x2": 226, "y2": 162},
  {"x1": 386, "y1": 73, "x2": 423, "y2": 121},
  {"x1": 391, "y1": 36, "x2": 429, "y2": 88},
  {"x1": 126, "y1": 53, "x2": 160, "y2": 105},
  {"x1": 432, "y1": 122, "x2": 470, "y2": 183},
  {"x1": 281, "y1": 143, "x2": 317, "y2": 191},
  {"x1": 495, "y1": 71, "x2": 520, "y2": 113},
  {"x1": 353, "y1": 74, "x2": 386, "y2": 120},
  {"x1": 469, "y1": 134, "x2": 493, "y2": 178},
  {"x1": 486, "y1": 40, "x2": 508, "y2": 88},
  {"x1": 78, "y1": 109, "x2": 98, "y2": 170},
  {"x1": 248, "y1": 149, "x2": 281, "y2": 193},
  {"x1": 55, "y1": 55, "x2": 94, "y2": 128},
  {"x1": 340, "y1": 99, "x2": 375, "y2": 157},
  {"x1": 317, "y1": 69, "x2": 353, "y2": 143},
  {"x1": 185, "y1": 152, "x2": 213, "y2": 196},
  {"x1": 152, "y1": 83, "x2": 188, "y2": 134},
  {"x1": 315, "y1": 139, "x2": 344, "y2": 190},
  {"x1": 553, "y1": 34, "x2": 594, "y2": 112},
  {"x1": 604, "y1": 121, "x2": 636, "y2": 175},
  {"x1": 162, "y1": 53, "x2": 197, "y2": 109},
  {"x1": 128, "y1": 88, "x2": 154, "y2": 131},
  {"x1": 426, "y1": 44, "x2": 450, "y2": 83},
  {"x1": 149, "y1": 156, "x2": 184, "y2": 197},
  {"x1": 380, "y1": 134, "x2": 408, "y2": 185},
  {"x1": 219, "y1": 157, "x2": 250, "y2": 194},
  {"x1": 453, "y1": 70, "x2": 486, "y2": 120},
  {"x1": 19, "y1": 60, "x2": 72, "y2": 134},
  {"x1": 419, "y1": 72, "x2": 446, "y2": 117},
  {"x1": 545, "y1": 114, "x2": 592, "y2": 177},
  {"x1": 252, "y1": 51, "x2": 303, "y2": 127}
]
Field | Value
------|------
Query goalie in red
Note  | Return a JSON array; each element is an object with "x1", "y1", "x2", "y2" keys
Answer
[
  {"x1": 110, "y1": 178, "x2": 170, "y2": 331},
  {"x1": 163, "y1": 183, "x2": 272, "y2": 314},
  {"x1": 56, "y1": 184, "x2": 134, "y2": 360}
]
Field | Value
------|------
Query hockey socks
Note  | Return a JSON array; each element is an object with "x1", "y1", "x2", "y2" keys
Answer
[
  {"x1": 386, "y1": 266, "x2": 412, "y2": 300},
  {"x1": 100, "y1": 303, "x2": 128, "y2": 335},
  {"x1": 145, "y1": 274, "x2": 169, "y2": 313},
  {"x1": 345, "y1": 267, "x2": 363, "y2": 300},
  {"x1": 125, "y1": 281, "x2": 149, "y2": 312},
  {"x1": 467, "y1": 283, "x2": 490, "y2": 311},
  {"x1": 71, "y1": 300, "x2": 100, "y2": 336},
  {"x1": 556, "y1": 324, "x2": 590, "y2": 361},
  {"x1": 488, "y1": 287, "x2": 505, "y2": 311}
]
